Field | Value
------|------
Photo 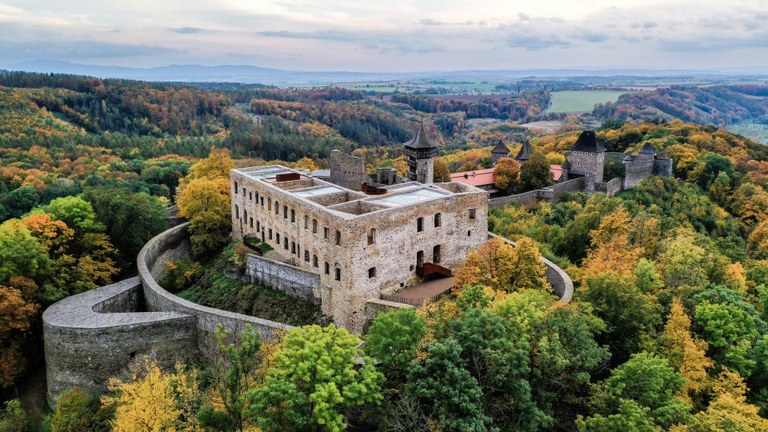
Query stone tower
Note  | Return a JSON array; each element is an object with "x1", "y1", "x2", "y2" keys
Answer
[
  {"x1": 514, "y1": 139, "x2": 533, "y2": 164},
  {"x1": 567, "y1": 130, "x2": 606, "y2": 187},
  {"x1": 491, "y1": 140, "x2": 510, "y2": 165},
  {"x1": 404, "y1": 123, "x2": 438, "y2": 184}
]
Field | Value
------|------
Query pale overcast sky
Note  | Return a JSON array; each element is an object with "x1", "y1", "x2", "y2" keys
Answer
[{"x1": 1, "y1": 0, "x2": 766, "y2": 71}]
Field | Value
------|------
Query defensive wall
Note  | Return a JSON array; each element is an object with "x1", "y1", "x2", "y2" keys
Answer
[
  {"x1": 44, "y1": 222, "x2": 293, "y2": 406},
  {"x1": 246, "y1": 254, "x2": 321, "y2": 304},
  {"x1": 489, "y1": 177, "x2": 587, "y2": 209},
  {"x1": 43, "y1": 278, "x2": 197, "y2": 406},
  {"x1": 137, "y1": 223, "x2": 293, "y2": 343}
]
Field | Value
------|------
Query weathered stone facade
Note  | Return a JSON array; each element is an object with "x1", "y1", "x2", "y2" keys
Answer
[
  {"x1": 330, "y1": 150, "x2": 367, "y2": 191},
  {"x1": 246, "y1": 254, "x2": 321, "y2": 304},
  {"x1": 622, "y1": 143, "x2": 673, "y2": 189},
  {"x1": 231, "y1": 165, "x2": 488, "y2": 333}
]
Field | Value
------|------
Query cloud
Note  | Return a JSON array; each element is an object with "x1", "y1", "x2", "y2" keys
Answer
[
  {"x1": 170, "y1": 27, "x2": 206, "y2": 34},
  {"x1": 259, "y1": 28, "x2": 444, "y2": 54}
]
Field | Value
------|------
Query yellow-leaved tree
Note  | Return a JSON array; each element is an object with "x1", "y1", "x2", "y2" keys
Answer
[
  {"x1": 103, "y1": 358, "x2": 201, "y2": 432},
  {"x1": 582, "y1": 206, "x2": 643, "y2": 281},
  {"x1": 180, "y1": 147, "x2": 233, "y2": 188},
  {"x1": 670, "y1": 369, "x2": 768, "y2": 432},
  {"x1": 493, "y1": 157, "x2": 521, "y2": 193},
  {"x1": 178, "y1": 177, "x2": 232, "y2": 256},
  {"x1": 659, "y1": 299, "x2": 712, "y2": 404},
  {"x1": 455, "y1": 237, "x2": 547, "y2": 293}
]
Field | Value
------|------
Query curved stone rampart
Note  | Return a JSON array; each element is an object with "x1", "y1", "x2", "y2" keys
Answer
[
  {"x1": 488, "y1": 233, "x2": 574, "y2": 303},
  {"x1": 137, "y1": 222, "x2": 293, "y2": 345},
  {"x1": 43, "y1": 278, "x2": 197, "y2": 405}
]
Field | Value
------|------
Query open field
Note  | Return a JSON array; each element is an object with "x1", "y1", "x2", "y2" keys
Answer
[
  {"x1": 547, "y1": 90, "x2": 627, "y2": 113},
  {"x1": 727, "y1": 122, "x2": 768, "y2": 144}
]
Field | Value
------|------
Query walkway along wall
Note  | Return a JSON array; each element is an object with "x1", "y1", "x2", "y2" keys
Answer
[
  {"x1": 138, "y1": 223, "x2": 293, "y2": 344},
  {"x1": 44, "y1": 223, "x2": 293, "y2": 406},
  {"x1": 43, "y1": 278, "x2": 197, "y2": 406}
]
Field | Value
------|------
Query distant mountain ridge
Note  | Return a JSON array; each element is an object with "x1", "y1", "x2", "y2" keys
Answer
[{"x1": 4, "y1": 60, "x2": 767, "y2": 86}]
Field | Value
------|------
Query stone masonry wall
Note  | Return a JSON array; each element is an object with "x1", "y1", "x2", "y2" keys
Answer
[
  {"x1": 246, "y1": 254, "x2": 321, "y2": 304},
  {"x1": 595, "y1": 177, "x2": 622, "y2": 196},
  {"x1": 138, "y1": 223, "x2": 294, "y2": 345},
  {"x1": 330, "y1": 150, "x2": 367, "y2": 191},
  {"x1": 623, "y1": 158, "x2": 655, "y2": 190},
  {"x1": 43, "y1": 278, "x2": 197, "y2": 406},
  {"x1": 488, "y1": 177, "x2": 586, "y2": 209}
]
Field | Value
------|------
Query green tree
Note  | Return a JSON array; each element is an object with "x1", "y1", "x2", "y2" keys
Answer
[
  {"x1": 250, "y1": 324, "x2": 384, "y2": 432},
  {"x1": 577, "y1": 399, "x2": 656, "y2": 432},
  {"x1": 7, "y1": 185, "x2": 40, "y2": 218},
  {"x1": 200, "y1": 324, "x2": 262, "y2": 432},
  {"x1": 586, "y1": 352, "x2": 691, "y2": 429},
  {"x1": 364, "y1": 308, "x2": 426, "y2": 383},
  {"x1": 582, "y1": 272, "x2": 662, "y2": 364},
  {"x1": 42, "y1": 196, "x2": 104, "y2": 233},
  {"x1": 520, "y1": 151, "x2": 553, "y2": 192},
  {"x1": 0, "y1": 219, "x2": 50, "y2": 284},
  {"x1": 49, "y1": 388, "x2": 110, "y2": 432},
  {"x1": 82, "y1": 187, "x2": 167, "y2": 271},
  {"x1": 0, "y1": 399, "x2": 29, "y2": 432},
  {"x1": 407, "y1": 338, "x2": 491, "y2": 432}
]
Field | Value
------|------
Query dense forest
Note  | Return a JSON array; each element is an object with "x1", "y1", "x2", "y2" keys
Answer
[
  {"x1": 4, "y1": 71, "x2": 768, "y2": 431},
  {"x1": 592, "y1": 85, "x2": 768, "y2": 127}
]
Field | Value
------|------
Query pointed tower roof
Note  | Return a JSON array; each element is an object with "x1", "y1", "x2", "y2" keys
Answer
[
  {"x1": 571, "y1": 130, "x2": 606, "y2": 153},
  {"x1": 491, "y1": 140, "x2": 510, "y2": 155},
  {"x1": 403, "y1": 123, "x2": 438, "y2": 149},
  {"x1": 639, "y1": 142, "x2": 657, "y2": 155},
  {"x1": 515, "y1": 140, "x2": 533, "y2": 162}
]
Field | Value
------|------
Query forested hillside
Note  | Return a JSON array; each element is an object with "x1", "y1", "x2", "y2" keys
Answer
[
  {"x1": 592, "y1": 85, "x2": 768, "y2": 128},
  {"x1": 4, "y1": 70, "x2": 768, "y2": 431}
]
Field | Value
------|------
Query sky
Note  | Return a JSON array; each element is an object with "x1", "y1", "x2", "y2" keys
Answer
[{"x1": 1, "y1": 0, "x2": 767, "y2": 72}]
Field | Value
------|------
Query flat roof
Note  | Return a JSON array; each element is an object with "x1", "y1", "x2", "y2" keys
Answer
[
  {"x1": 370, "y1": 187, "x2": 450, "y2": 207},
  {"x1": 292, "y1": 185, "x2": 344, "y2": 198},
  {"x1": 237, "y1": 166, "x2": 296, "y2": 181}
]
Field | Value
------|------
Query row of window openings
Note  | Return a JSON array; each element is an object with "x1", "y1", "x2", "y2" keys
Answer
[{"x1": 235, "y1": 204, "x2": 342, "y2": 246}]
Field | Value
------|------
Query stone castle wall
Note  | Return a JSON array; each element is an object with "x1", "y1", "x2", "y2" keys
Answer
[
  {"x1": 623, "y1": 158, "x2": 655, "y2": 190},
  {"x1": 488, "y1": 177, "x2": 586, "y2": 209},
  {"x1": 246, "y1": 254, "x2": 321, "y2": 304},
  {"x1": 138, "y1": 223, "x2": 293, "y2": 344},
  {"x1": 43, "y1": 278, "x2": 197, "y2": 406},
  {"x1": 595, "y1": 177, "x2": 622, "y2": 196},
  {"x1": 330, "y1": 150, "x2": 367, "y2": 191}
]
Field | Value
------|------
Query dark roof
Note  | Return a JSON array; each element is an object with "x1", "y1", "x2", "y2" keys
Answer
[
  {"x1": 639, "y1": 142, "x2": 657, "y2": 154},
  {"x1": 515, "y1": 140, "x2": 533, "y2": 162},
  {"x1": 403, "y1": 123, "x2": 438, "y2": 149},
  {"x1": 571, "y1": 130, "x2": 606, "y2": 153},
  {"x1": 491, "y1": 140, "x2": 510, "y2": 155}
]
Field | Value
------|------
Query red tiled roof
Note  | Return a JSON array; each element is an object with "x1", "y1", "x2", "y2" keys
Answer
[
  {"x1": 450, "y1": 168, "x2": 495, "y2": 187},
  {"x1": 451, "y1": 165, "x2": 564, "y2": 186},
  {"x1": 550, "y1": 164, "x2": 563, "y2": 182}
]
